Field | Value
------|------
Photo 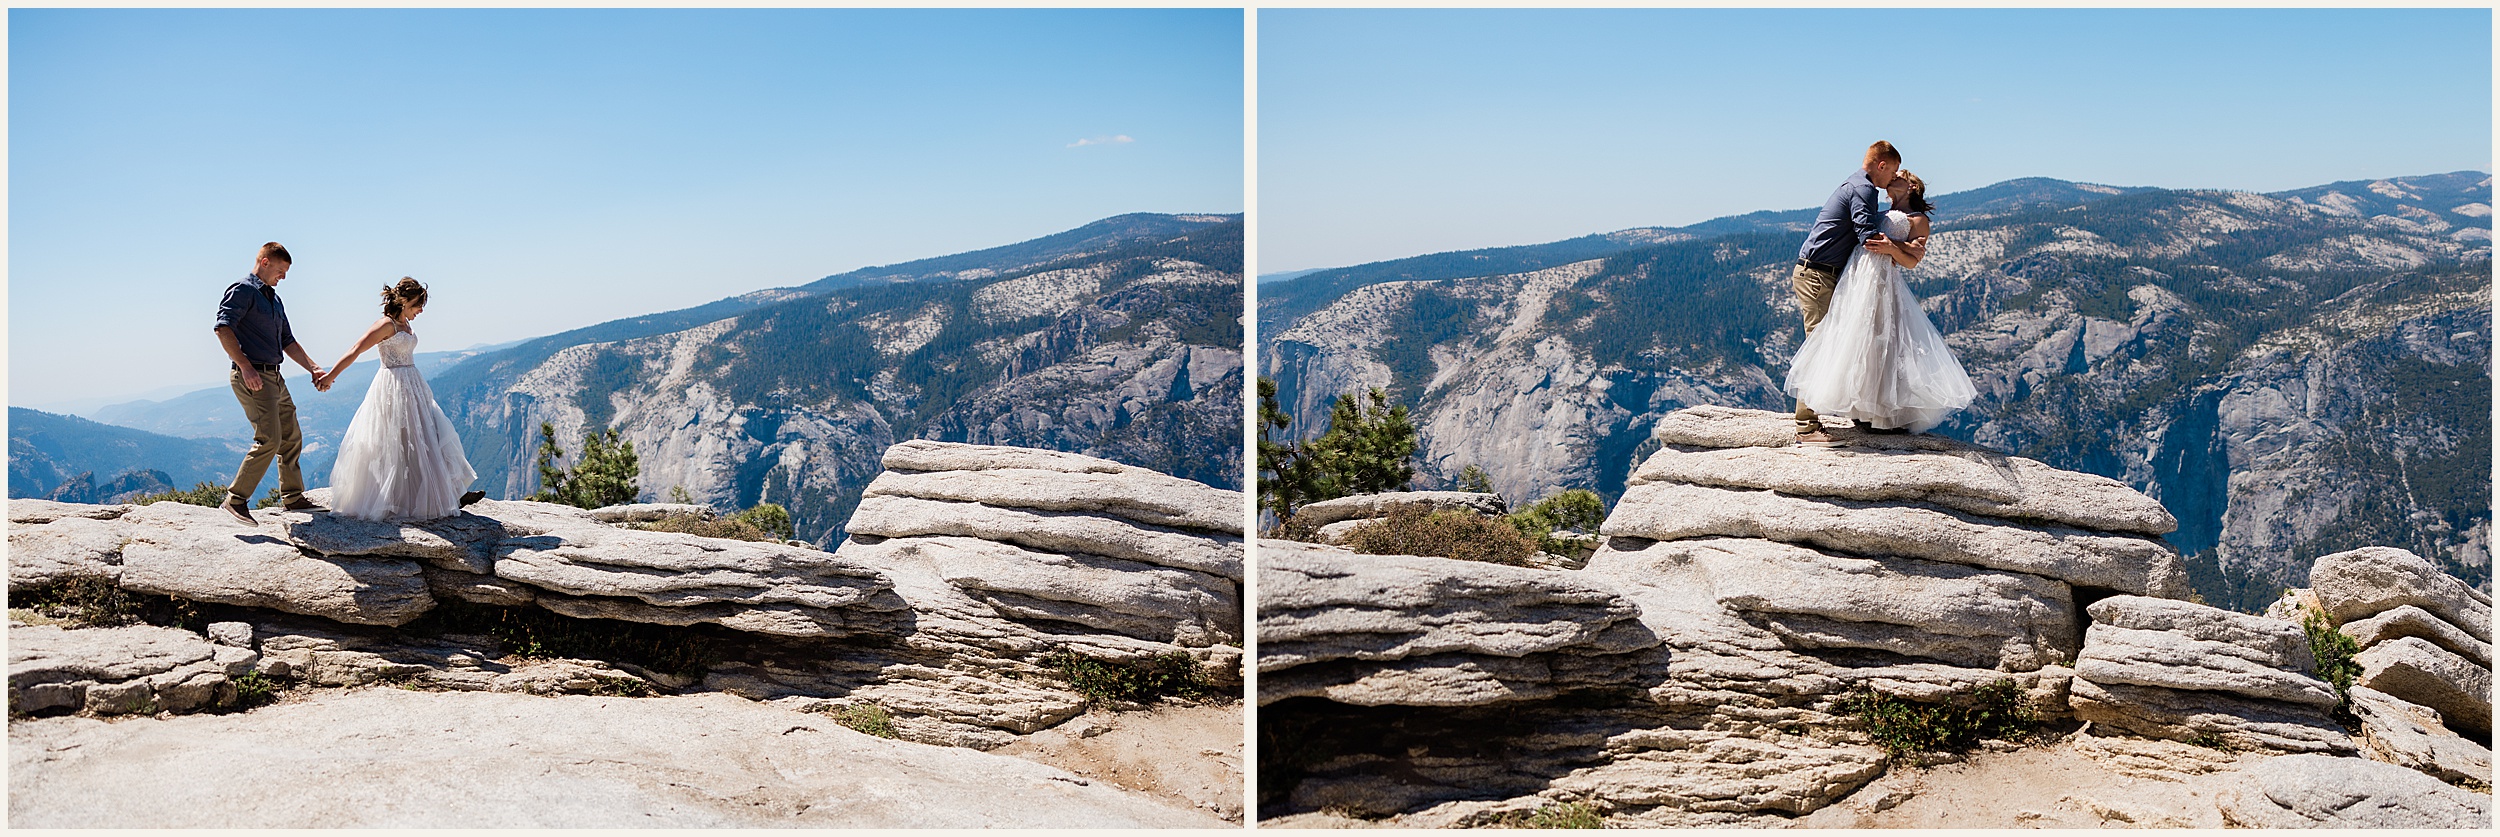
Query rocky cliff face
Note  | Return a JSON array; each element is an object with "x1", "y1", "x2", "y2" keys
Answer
[
  {"x1": 9, "y1": 442, "x2": 1242, "y2": 772},
  {"x1": 436, "y1": 216, "x2": 1242, "y2": 546},
  {"x1": 1257, "y1": 407, "x2": 2489, "y2": 828},
  {"x1": 1262, "y1": 173, "x2": 2491, "y2": 609}
]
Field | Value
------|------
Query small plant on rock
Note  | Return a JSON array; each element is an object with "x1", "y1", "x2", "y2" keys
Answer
[
  {"x1": 1343, "y1": 506, "x2": 1538, "y2": 567},
  {"x1": 827, "y1": 703, "x2": 899, "y2": 738},
  {"x1": 131, "y1": 481, "x2": 230, "y2": 507},
  {"x1": 1488, "y1": 801, "x2": 1606, "y2": 829},
  {"x1": 1043, "y1": 650, "x2": 1220, "y2": 705},
  {"x1": 1507, "y1": 489, "x2": 1607, "y2": 556},
  {"x1": 1837, "y1": 679, "x2": 2038, "y2": 757},
  {"x1": 2301, "y1": 606, "x2": 2363, "y2": 714}
]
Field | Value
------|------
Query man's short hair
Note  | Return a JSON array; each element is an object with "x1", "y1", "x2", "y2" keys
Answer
[
  {"x1": 1865, "y1": 141, "x2": 1902, "y2": 167},
  {"x1": 258, "y1": 241, "x2": 292, "y2": 265}
]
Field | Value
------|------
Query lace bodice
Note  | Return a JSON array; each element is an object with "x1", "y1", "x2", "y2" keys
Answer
[
  {"x1": 377, "y1": 328, "x2": 418, "y2": 368},
  {"x1": 1882, "y1": 209, "x2": 1916, "y2": 240}
]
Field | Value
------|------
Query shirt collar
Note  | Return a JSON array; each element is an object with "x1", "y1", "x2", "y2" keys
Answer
[{"x1": 245, "y1": 273, "x2": 277, "y2": 296}]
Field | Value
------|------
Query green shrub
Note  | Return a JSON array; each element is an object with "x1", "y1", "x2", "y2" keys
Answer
[
  {"x1": 1455, "y1": 464, "x2": 1496, "y2": 495},
  {"x1": 827, "y1": 703, "x2": 899, "y2": 738},
  {"x1": 1043, "y1": 650, "x2": 1220, "y2": 705},
  {"x1": 632, "y1": 513, "x2": 776, "y2": 543},
  {"x1": 2301, "y1": 606, "x2": 2363, "y2": 712},
  {"x1": 1344, "y1": 506, "x2": 1538, "y2": 567},
  {"x1": 131, "y1": 481, "x2": 228, "y2": 507},
  {"x1": 732, "y1": 503, "x2": 795, "y2": 541},
  {"x1": 1491, "y1": 801, "x2": 1606, "y2": 829},
  {"x1": 1508, "y1": 489, "x2": 1608, "y2": 556},
  {"x1": 10, "y1": 577, "x2": 200, "y2": 630},
  {"x1": 1837, "y1": 679, "x2": 2038, "y2": 756}
]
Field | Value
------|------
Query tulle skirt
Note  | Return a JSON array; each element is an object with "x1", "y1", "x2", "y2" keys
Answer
[
  {"x1": 1783, "y1": 249, "x2": 1977, "y2": 433},
  {"x1": 329, "y1": 365, "x2": 477, "y2": 521}
]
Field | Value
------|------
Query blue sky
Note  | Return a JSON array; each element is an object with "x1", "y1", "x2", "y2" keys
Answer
[
  {"x1": 1260, "y1": 8, "x2": 2493, "y2": 273},
  {"x1": 11, "y1": 8, "x2": 1243, "y2": 409}
]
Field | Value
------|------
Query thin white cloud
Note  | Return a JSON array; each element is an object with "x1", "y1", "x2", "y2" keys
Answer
[{"x1": 1068, "y1": 134, "x2": 1135, "y2": 148}]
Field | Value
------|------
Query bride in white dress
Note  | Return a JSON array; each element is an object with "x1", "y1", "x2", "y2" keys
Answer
[
  {"x1": 1783, "y1": 171, "x2": 1977, "y2": 434},
  {"x1": 317, "y1": 278, "x2": 479, "y2": 521}
]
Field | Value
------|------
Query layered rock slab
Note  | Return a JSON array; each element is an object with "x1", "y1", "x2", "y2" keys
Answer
[
  {"x1": 2311, "y1": 546, "x2": 2491, "y2": 642},
  {"x1": 114, "y1": 503, "x2": 435, "y2": 627},
  {"x1": 2069, "y1": 596, "x2": 2349, "y2": 753},
  {"x1": 2355, "y1": 637, "x2": 2493, "y2": 739},
  {"x1": 2347, "y1": 685, "x2": 2493, "y2": 788},
  {"x1": 1669, "y1": 536, "x2": 2078, "y2": 671},
  {"x1": 1605, "y1": 480, "x2": 2187, "y2": 597},
  {"x1": 1639, "y1": 406, "x2": 2178, "y2": 536},
  {"x1": 8, "y1": 624, "x2": 258, "y2": 716},
  {"x1": 1257, "y1": 540, "x2": 1659, "y2": 706}
]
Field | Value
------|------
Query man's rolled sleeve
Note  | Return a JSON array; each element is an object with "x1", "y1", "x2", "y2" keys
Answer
[
  {"x1": 215, "y1": 284, "x2": 251, "y2": 330},
  {"x1": 1850, "y1": 184, "x2": 1885, "y2": 243}
]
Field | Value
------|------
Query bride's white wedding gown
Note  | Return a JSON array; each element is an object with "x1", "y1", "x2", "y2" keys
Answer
[
  {"x1": 329, "y1": 327, "x2": 477, "y2": 521},
  {"x1": 1784, "y1": 208, "x2": 1977, "y2": 433}
]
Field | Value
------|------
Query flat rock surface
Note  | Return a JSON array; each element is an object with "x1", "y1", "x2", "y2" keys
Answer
[
  {"x1": 1632, "y1": 408, "x2": 2176, "y2": 535},
  {"x1": 1605, "y1": 481, "x2": 2188, "y2": 597},
  {"x1": 2217, "y1": 753, "x2": 2492, "y2": 828},
  {"x1": 862, "y1": 468, "x2": 1242, "y2": 534},
  {"x1": 1791, "y1": 733, "x2": 2265, "y2": 829},
  {"x1": 1292, "y1": 491, "x2": 1508, "y2": 527},
  {"x1": 992, "y1": 703, "x2": 1245, "y2": 823},
  {"x1": 8, "y1": 688, "x2": 1228, "y2": 828},
  {"x1": 8, "y1": 513, "x2": 129, "y2": 587},
  {"x1": 115, "y1": 503, "x2": 434, "y2": 627},
  {"x1": 2312, "y1": 546, "x2": 2492, "y2": 642},
  {"x1": 882, "y1": 438, "x2": 1142, "y2": 475},
  {"x1": 7, "y1": 499, "x2": 132, "y2": 525}
]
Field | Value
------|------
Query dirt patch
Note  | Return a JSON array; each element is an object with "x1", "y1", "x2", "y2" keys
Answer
[
  {"x1": 992, "y1": 701, "x2": 1244, "y2": 822},
  {"x1": 1791, "y1": 731, "x2": 2268, "y2": 828}
]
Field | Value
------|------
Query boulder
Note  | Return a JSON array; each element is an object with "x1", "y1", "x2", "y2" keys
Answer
[
  {"x1": 2217, "y1": 753, "x2": 2491, "y2": 828},
  {"x1": 2342, "y1": 605, "x2": 2493, "y2": 668},
  {"x1": 1605, "y1": 481, "x2": 2188, "y2": 597},
  {"x1": 2348, "y1": 685, "x2": 2493, "y2": 787},
  {"x1": 842, "y1": 534, "x2": 1238, "y2": 646},
  {"x1": 1546, "y1": 730, "x2": 1890, "y2": 815},
  {"x1": 1632, "y1": 408, "x2": 2176, "y2": 536},
  {"x1": 2355, "y1": 637, "x2": 2492, "y2": 738},
  {"x1": 2075, "y1": 596, "x2": 2336, "y2": 708},
  {"x1": 1674, "y1": 536, "x2": 2079, "y2": 671},
  {"x1": 861, "y1": 468, "x2": 1241, "y2": 534},
  {"x1": 115, "y1": 503, "x2": 435, "y2": 627},
  {"x1": 846, "y1": 494, "x2": 1241, "y2": 582},
  {"x1": 882, "y1": 439, "x2": 1156, "y2": 476},
  {"x1": 9, "y1": 624, "x2": 257, "y2": 716},
  {"x1": 492, "y1": 516, "x2": 901, "y2": 638},
  {"x1": 1257, "y1": 540, "x2": 1659, "y2": 706},
  {"x1": 2068, "y1": 678, "x2": 2352, "y2": 754},
  {"x1": 2311, "y1": 546, "x2": 2491, "y2": 642},
  {"x1": 1291, "y1": 491, "x2": 1509, "y2": 527}
]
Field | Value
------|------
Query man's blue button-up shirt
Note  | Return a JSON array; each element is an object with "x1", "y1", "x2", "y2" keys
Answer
[
  {"x1": 1797, "y1": 169, "x2": 1886, "y2": 268},
  {"x1": 214, "y1": 274, "x2": 296, "y2": 366}
]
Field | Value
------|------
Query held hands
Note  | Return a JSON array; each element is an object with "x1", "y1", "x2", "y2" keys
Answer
[{"x1": 312, "y1": 368, "x2": 335, "y2": 391}]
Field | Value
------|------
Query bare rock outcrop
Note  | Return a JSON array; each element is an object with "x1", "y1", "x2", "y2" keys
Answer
[
  {"x1": 2303, "y1": 546, "x2": 2494, "y2": 757},
  {"x1": 2348, "y1": 685, "x2": 2493, "y2": 788},
  {"x1": 1257, "y1": 540, "x2": 1659, "y2": 707},
  {"x1": 2217, "y1": 753, "x2": 2491, "y2": 828},
  {"x1": 8, "y1": 624, "x2": 258, "y2": 716},
  {"x1": 2312, "y1": 546, "x2": 2492, "y2": 642},
  {"x1": 2355, "y1": 637, "x2": 2492, "y2": 739}
]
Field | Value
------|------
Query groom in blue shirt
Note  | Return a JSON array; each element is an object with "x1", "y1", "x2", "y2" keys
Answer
[
  {"x1": 212, "y1": 242, "x2": 329, "y2": 524},
  {"x1": 1790, "y1": 141, "x2": 1914, "y2": 443}
]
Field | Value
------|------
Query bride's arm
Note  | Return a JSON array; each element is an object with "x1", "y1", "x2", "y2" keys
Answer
[
  {"x1": 318, "y1": 319, "x2": 400, "y2": 386},
  {"x1": 1887, "y1": 215, "x2": 1931, "y2": 269}
]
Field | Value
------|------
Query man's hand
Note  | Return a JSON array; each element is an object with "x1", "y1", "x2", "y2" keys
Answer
[
  {"x1": 310, "y1": 366, "x2": 331, "y2": 392},
  {"x1": 1863, "y1": 234, "x2": 1902, "y2": 256},
  {"x1": 240, "y1": 367, "x2": 264, "y2": 392}
]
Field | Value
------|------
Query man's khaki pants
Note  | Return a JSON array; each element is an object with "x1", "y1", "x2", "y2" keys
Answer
[
  {"x1": 1790, "y1": 262, "x2": 1840, "y2": 433},
  {"x1": 227, "y1": 366, "x2": 305, "y2": 506}
]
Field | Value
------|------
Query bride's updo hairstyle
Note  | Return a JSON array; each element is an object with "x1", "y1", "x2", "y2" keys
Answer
[
  {"x1": 1893, "y1": 171, "x2": 1935, "y2": 215},
  {"x1": 380, "y1": 277, "x2": 429, "y2": 319}
]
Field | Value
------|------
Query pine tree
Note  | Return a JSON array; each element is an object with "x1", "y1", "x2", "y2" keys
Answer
[
  {"x1": 1257, "y1": 378, "x2": 1324, "y2": 522},
  {"x1": 1307, "y1": 387, "x2": 1417, "y2": 497},
  {"x1": 1455, "y1": 465, "x2": 1495, "y2": 495},
  {"x1": 531, "y1": 422, "x2": 642, "y2": 509}
]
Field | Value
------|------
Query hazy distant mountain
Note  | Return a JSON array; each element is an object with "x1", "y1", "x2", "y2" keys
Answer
[
  {"x1": 8, "y1": 408, "x2": 242, "y2": 499},
  {"x1": 1259, "y1": 177, "x2": 2157, "y2": 338},
  {"x1": 434, "y1": 213, "x2": 1244, "y2": 544},
  {"x1": 1263, "y1": 172, "x2": 2491, "y2": 610}
]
